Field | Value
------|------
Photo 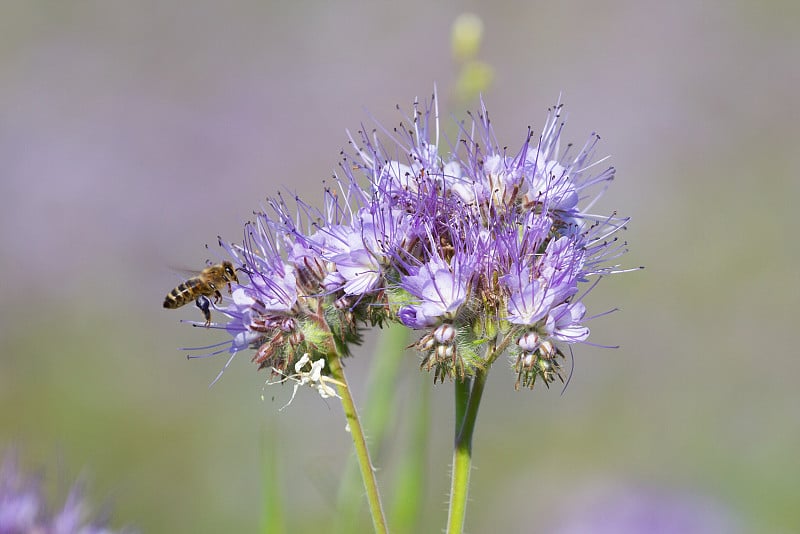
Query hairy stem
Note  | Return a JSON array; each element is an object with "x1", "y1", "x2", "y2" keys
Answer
[
  {"x1": 334, "y1": 324, "x2": 408, "y2": 533},
  {"x1": 327, "y1": 354, "x2": 388, "y2": 534},
  {"x1": 446, "y1": 368, "x2": 489, "y2": 534}
]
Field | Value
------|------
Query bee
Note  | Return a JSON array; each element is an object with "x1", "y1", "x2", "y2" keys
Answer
[{"x1": 163, "y1": 261, "x2": 239, "y2": 326}]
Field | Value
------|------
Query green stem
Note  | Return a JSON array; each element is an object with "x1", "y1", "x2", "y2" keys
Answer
[
  {"x1": 327, "y1": 354, "x2": 388, "y2": 534},
  {"x1": 334, "y1": 324, "x2": 408, "y2": 533},
  {"x1": 454, "y1": 377, "x2": 471, "y2": 433},
  {"x1": 447, "y1": 368, "x2": 489, "y2": 534}
]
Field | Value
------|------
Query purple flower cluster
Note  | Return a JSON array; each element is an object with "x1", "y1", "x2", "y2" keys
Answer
[
  {"x1": 205, "y1": 94, "x2": 630, "y2": 389},
  {"x1": 0, "y1": 452, "x2": 133, "y2": 534}
]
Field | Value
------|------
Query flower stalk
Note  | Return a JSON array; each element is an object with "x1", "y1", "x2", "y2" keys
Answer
[
  {"x1": 447, "y1": 351, "x2": 490, "y2": 534},
  {"x1": 326, "y1": 352, "x2": 389, "y2": 534}
]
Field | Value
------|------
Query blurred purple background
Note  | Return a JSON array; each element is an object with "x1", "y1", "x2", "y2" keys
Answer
[{"x1": 1, "y1": 1, "x2": 798, "y2": 532}]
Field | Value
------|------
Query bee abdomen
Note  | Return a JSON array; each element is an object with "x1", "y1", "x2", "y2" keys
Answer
[
  {"x1": 163, "y1": 279, "x2": 201, "y2": 309},
  {"x1": 163, "y1": 293, "x2": 182, "y2": 309}
]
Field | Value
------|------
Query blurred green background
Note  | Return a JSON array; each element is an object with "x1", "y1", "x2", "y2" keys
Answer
[{"x1": 1, "y1": 1, "x2": 798, "y2": 532}]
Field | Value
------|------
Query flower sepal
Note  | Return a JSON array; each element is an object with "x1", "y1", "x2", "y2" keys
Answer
[{"x1": 414, "y1": 323, "x2": 488, "y2": 383}]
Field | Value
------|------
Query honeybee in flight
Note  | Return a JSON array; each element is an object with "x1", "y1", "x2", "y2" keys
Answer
[{"x1": 163, "y1": 261, "x2": 239, "y2": 327}]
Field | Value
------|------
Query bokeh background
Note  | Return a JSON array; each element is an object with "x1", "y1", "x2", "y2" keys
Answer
[{"x1": 2, "y1": 1, "x2": 798, "y2": 532}]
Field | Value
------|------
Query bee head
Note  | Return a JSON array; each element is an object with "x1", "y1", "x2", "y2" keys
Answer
[{"x1": 222, "y1": 261, "x2": 239, "y2": 283}]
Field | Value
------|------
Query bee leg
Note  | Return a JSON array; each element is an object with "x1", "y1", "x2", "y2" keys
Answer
[
  {"x1": 213, "y1": 290, "x2": 223, "y2": 305},
  {"x1": 196, "y1": 296, "x2": 212, "y2": 328}
]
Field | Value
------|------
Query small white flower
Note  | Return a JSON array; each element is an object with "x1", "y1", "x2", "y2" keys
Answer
[{"x1": 268, "y1": 353, "x2": 346, "y2": 410}]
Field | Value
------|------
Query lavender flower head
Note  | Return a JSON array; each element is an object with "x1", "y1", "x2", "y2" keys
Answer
[
  {"x1": 0, "y1": 452, "x2": 133, "y2": 534},
  {"x1": 193, "y1": 93, "x2": 633, "y2": 390}
]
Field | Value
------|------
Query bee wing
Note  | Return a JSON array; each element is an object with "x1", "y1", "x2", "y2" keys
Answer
[
  {"x1": 168, "y1": 265, "x2": 205, "y2": 277},
  {"x1": 163, "y1": 268, "x2": 203, "y2": 291}
]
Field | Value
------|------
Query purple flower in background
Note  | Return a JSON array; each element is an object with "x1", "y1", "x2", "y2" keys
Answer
[
  {"x1": 0, "y1": 452, "x2": 134, "y2": 534},
  {"x1": 181, "y1": 92, "x2": 635, "y2": 389},
  {"x1": 547, "y1": 482, "x2": 742, "y2": 534}
]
